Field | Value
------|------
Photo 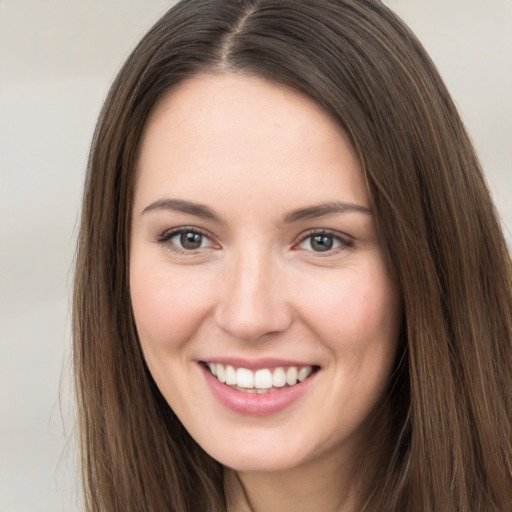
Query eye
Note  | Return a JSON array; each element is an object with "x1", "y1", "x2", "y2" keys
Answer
[
  {"x1": 174, "y1": 231, "x2": 207, "y2": 250},
  {"x1": 156, "y1": 227, "x2": 217, "y2": 252},
  {"x1": 296, "y1": 231, "x2": 353, "y2": 253}
]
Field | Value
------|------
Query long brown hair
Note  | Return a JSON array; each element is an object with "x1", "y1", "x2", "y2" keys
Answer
[{"x1": 73, "y1": 1, "x2": 512, "y2": 510}]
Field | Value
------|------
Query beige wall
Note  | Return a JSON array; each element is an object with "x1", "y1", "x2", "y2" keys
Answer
[{"x1": 1, "y1": 1, "x2": 510, "y2": 510}]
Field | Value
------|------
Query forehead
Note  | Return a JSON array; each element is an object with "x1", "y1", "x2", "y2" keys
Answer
[{"x1": 134, "y1": 73, "x2": 368, "y2": 213}]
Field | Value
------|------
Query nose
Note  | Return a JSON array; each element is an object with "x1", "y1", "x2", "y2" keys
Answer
[{"x1": 214, "y1": 248, "x2": 293, "y2": 342}]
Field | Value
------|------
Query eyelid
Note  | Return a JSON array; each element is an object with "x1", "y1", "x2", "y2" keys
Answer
[
  {"x1": 155, "y1": 226, "x2": 219, "y2": 251},
  {"x1": 154, "y1": 226, "x2": 353, "y2": 256},
  {"x1": 293, "y1": 228, "x2": 354, "y2": 253}
]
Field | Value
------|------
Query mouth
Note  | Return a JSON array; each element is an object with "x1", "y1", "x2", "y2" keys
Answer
[{"x1": 202, "y1": 361, "x2": 319, "y2": 394}]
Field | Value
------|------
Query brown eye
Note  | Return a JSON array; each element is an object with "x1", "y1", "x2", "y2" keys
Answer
[
  {"x1": 179, "y1": 231, "x2": 203, "y2": 250},
  {"x1": 156, "y1": 228, "x2": 216, "y2": 253}
]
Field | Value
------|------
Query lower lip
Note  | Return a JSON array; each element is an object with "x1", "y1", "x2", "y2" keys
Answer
[{"x1": 200, "y1": 364, "x2": 317, "y2": 416}]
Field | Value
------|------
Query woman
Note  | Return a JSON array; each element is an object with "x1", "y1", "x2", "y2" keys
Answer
[{"x1": 73, "y1": 0, "x2": 512, "y2": 510}]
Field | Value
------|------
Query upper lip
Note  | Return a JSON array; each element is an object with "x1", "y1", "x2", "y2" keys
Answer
[{"x1": 199, "y1": 357, "x2": 318, "y2": 370}]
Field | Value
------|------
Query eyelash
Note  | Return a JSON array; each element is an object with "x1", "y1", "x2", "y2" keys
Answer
[
  {"x1": 155, "y1": 227, "x2": 217, "y2": 254},
  {"x1": 155, "y1": 227, "x2": 354, "y2": 255},
  {"x1": 295, "y1": 229, "x2": 354, "y2": 255}
]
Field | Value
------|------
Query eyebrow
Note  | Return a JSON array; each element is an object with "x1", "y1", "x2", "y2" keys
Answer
[
  {"x1": 142, "y1": 198, "x2": 221, "y2": 221},
  {"x1": 141, "y1": 198, "x2": 371, "y2": 223},
  {"x1": 282, "y1": 202, "x2": 371, "y2": 223}
]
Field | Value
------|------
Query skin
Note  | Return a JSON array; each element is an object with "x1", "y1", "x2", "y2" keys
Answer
[{"x1": 130, "y1": 73, "x2": 401, "y2": 512}]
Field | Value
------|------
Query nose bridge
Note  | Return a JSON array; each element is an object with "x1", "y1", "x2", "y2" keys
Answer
[{"x1": 215, "y1": 242, "x2": 291, "y2": 341}]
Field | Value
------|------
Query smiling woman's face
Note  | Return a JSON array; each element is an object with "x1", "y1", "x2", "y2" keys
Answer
[{"x1": 130, "y1": 73, "x2": 401, "y2": 474}]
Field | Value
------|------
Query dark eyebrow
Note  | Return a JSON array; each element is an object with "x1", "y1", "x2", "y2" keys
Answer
[
  {"x1": 282, "y1": 202, "x2": 371, "y2": 223},
  {"x1": 141, "y1": 198, "x2": 221, "y2": 222}
]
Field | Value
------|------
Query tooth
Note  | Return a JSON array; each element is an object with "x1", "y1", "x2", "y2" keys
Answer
[
  {"x1": 286, "y1": 366, "x2": 298, "y2": 386},
  {"x1": 272, "y1": 367, "x2": 286, "y2": 387},
  {"x1": 208, "y1": 363, "x2": 217, "y2": 376},
  {"x1": 236, "y1": 368, "x2": 254, "y2": 388},
  {"x1": 254, "y1": 369, "x2": 272, "y2": 389},
  {"x1": 257, "y1": 388, "x2": 269, "y2": 394},
  {"x1": 225, "y1": 365, "x2": 237, "y2": 385},
  {"x1": 216, "y1": 364, "x2": 226, "y2": 383},
  {"x1": 237, "y1": 386, "x2": 257, "y2": 393},
  {"x1": 297, "y1": 366, "x2": 312, "y2": 382}
]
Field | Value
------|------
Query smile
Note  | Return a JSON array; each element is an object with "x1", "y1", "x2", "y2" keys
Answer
[
  {"x1": 200, "y1": 360, "x2": 320, "y2": 416},
  {"x1": 205, "y1": 362, "x2": 315, "y2": 393}
]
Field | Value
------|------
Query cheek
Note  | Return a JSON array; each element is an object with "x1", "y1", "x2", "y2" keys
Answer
[
  {"x1": 295, "y1": 263, "x2": 401, "y2": 356},
  {"x1": 130, "y1": 259, "x2": 214, "y2": 352}
]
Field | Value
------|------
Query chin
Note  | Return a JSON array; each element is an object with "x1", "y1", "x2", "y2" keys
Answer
[{"x1": 196, "y1": 429, "x2": 324, "y2": 474}]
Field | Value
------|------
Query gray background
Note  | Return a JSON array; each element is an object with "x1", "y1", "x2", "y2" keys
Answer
[{"x1": 1, "y1": 1, "x2": 510, "y2": 510}]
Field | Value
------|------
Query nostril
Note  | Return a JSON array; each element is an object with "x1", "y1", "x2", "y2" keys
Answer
[{"x1": 214, "y1": 304, "x2": 292, "y2": 341}]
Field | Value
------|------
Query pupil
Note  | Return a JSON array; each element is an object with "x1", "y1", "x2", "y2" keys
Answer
[
  {"x1": 180, "y1": 232, "x2": 202, "y2": 249},
  {"x1": 311, "y1": 234, "x2": 333, "y2": 252}
]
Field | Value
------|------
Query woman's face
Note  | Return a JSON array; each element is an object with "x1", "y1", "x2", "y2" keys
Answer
[{"x1": 130, "y1": 73, "x2": 401, "y2": 474}]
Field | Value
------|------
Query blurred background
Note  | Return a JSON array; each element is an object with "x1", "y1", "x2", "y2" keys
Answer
[{"x1": 0, "y1": 1, "x2": 510, "y2": 510}]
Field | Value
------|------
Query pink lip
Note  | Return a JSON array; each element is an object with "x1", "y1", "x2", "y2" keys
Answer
[{"x1": 199, "y1": 363, "x2": 317, "y2": 416}]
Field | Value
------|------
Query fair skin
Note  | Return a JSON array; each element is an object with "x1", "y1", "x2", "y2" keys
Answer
[{"x1": 130, "y1": 73, "x2": 401, "y2": 512}]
